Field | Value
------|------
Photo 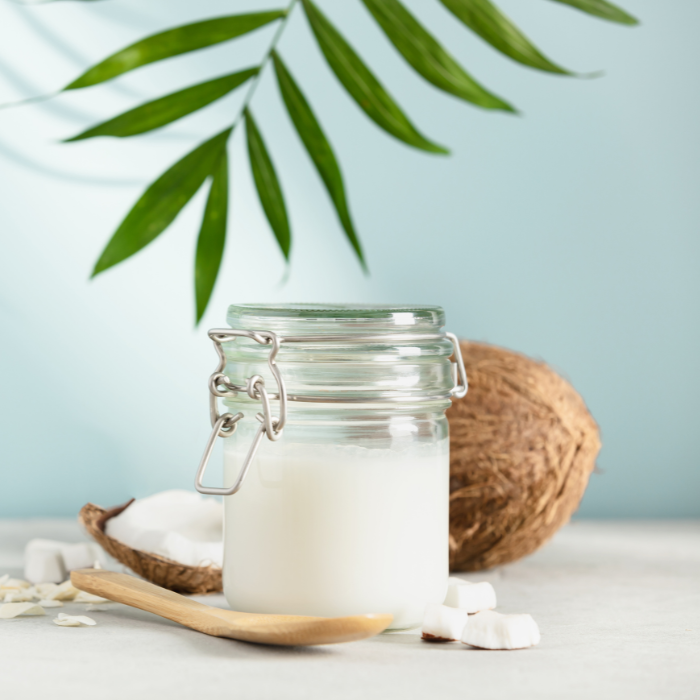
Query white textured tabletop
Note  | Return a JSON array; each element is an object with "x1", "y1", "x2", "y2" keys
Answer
[{"x1": 1, "y1": 519, "x2": 698, "y2": 700}]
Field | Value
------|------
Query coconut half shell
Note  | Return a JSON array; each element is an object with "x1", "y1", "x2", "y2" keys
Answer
[{"x1": 78, "y1": 501, "x2": 222, "y2": 595}]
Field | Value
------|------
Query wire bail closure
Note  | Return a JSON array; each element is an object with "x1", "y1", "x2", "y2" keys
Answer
[
  {"x1": 194, "y1": 328, "x2": 467, "y2": 496},
  {"x1": 195, "y1": 329, "x2": 286, "y2": 496}
]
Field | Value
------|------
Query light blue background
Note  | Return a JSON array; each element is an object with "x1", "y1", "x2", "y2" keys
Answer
[{"x1": 0, "y1": 0, "x2": 697, "y2": 517}]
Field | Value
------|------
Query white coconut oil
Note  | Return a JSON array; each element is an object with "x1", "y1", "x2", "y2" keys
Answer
[{"x1": 223, "y1": 437, "x2": 449, "y2": 629}]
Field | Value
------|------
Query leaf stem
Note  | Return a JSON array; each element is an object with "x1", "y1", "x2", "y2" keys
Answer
[
  {"x1": 229, "y1": 0, "x2": 298, "y2": 133},
  {"x1": 0, "y1": 91, "x2": 58, "y2": 112}
]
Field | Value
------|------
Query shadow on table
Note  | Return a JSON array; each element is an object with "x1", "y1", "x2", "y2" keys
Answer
[
  {"x1": 103, "y1": 603, "x2": 335, "y2": 659},
  {"x1": 373, "y1": 632, "x2": 468, "y2": 651}
]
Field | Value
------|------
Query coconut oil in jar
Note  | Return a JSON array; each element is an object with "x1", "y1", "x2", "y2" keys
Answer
[{"x1": 207, "y1": 305, "x2": 465, "y2": 629}]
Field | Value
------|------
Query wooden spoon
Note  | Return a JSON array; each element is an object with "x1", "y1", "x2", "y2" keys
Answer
[{"x1": 71, "y1": 569, "x2": 393, "y2": 646}]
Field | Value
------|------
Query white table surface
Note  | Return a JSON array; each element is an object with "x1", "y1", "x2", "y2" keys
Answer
[{"x1": 1, "y1": 519, "x2": 698, "y2": 700}]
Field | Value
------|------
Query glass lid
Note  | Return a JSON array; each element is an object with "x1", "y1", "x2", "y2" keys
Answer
[{"x1": 226, "y1": 303, "x2": 446, "y2": 335}]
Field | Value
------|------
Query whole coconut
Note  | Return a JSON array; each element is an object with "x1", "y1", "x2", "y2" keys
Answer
[{"x1": 448, "y1": 341, "x2": 601, "y2": 572}]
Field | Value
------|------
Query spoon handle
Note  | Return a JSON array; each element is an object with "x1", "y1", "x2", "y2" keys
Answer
[
  {"x1": 71, "y1": 569, "x2": 394, "y2": 646},
  {"x1": 71, "y1": 568, "x2": 225, "y2": 631}
]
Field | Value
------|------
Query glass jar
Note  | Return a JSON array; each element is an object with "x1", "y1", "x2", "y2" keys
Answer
[{"x1": 195, "y1": 304, "x2": 467, "y2": 630}]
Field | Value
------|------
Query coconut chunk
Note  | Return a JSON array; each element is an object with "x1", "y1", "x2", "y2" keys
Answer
[
  {"x1": 24, "y1": 549, "x2": 66, "y2": 586},
  {"x1": 37, "y1": 599, "x2": 63, "y2": 608},
  {"x1": 444, "y1": 580, "x2": 497, "y2": 614},
  {"x1": 0, "y1": 574, "x2": 8, "y2": 587},
  {"x1": 53, "y1": 613, "x2": 96, "y2": 627},
  {"x1": 421, "y1": 603, "x2": 470, "y2": 642},
  {"x1": 461, "y1": 610, "x2": 540, "y2": 650},
  {"x1": 0, "y1": 602, "x2": 46, "y2": 619},
  {"x1": 46, "y1": 581, "x2": 79, "y2": 601},
  {"x1": 73, "y1": 591, "x2": 110, "y2": 604},
  {"x1": 24, "y1": 540, "x2": 104, "y2": 583},
  {"x1": 61, "y1": 543, "x2": 98, "y2": 572}
]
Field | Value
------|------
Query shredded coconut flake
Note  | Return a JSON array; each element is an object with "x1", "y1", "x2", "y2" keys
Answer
[
  {"x1": 1, "y1": 578, "x2": 31, "y2": 590},
  {"x1": 53, "y1": 613, "x2": 97, "y2": 627},
  {"x1": 3, "y1": 590, "x2": 34, "y2": 603},
  {"x1": 37, "y1": 599, "x2": 63, "y2": 608},
  {"x1": 0, "y1": 602, "x2": 46, "y2": 619},
  {"x1": 47, "y1": 581, "x2": 79, "y2": 601},
  {"x1": 33, "y1": 583, "x2": 59, "y2": 598}
]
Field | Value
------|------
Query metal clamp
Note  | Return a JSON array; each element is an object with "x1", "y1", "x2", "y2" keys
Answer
[
  {"x1": 445, "y1": 332, "x2": 468, "y2": 399},
  {"x1": 194, "y1": 329, "x2": 287, "y2": 496},
  {"x1": 195, "y1": 327, "x2": 468, "y2": 496}
]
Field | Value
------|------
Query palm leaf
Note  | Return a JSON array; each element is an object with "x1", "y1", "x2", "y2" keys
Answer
[
  {"x1": 66, "y1": 11, "x2": 285, "y2": 90},
  {"x1": 439, "y1": 0, "x2": 571, "y2": 74},
  {"x1": 272, "y1": 51, "x2": 366, "y2": 270},
  {"x1": 92, "y1": 128, "x2": 231, "y2": 276},
  {"x1": 362, "y1": 0, "x2": 514, "y2": 111},
  {"x1": 66, "y1": 68, "x2": 257, "y2": 141},
  {"x1": 195, "y1": 152, "x2": 229, "y2": 324},
  {"x1": 547, "y1": 0, "x2": 638, "y2": 25},
  {"x1": 301, "y1": 0, "x2": 447, "y2": 154},
  {"x1": 245, "y1": 109, "x2": 291, "y2": 260}
]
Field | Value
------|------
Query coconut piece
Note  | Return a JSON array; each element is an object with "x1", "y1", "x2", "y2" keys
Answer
[
  {"x1": 24, "y1": 540, "x2": 103, "y2": 583},
  {"x1": 61, "y1": 543, "x2": 98, "y2": 572},
  {"x1": 73, "y1": 591, "x2": 110, "y2": 604},
  {"x1": 53, "y1": 613, "x2": 97, "y2": 627},
  {"x1": 0, "y1": 574, "x2": 8, "y2": 586},
  {"x1": 0, "y1": 603, "x2": 46, "y2": 618},
  {"x1": 24, "y1": 549, "x2": 66, "y2": 585},
  {"x1": 46, "y1": 581, "x2": 79, "y2": 601},
  {"x1": 80, "y1": 501, "x2": 223, "y2": 595},
  {"x1": 37, "y1": 599, "x2": 63, "y2": 608},
  {"x1": 461, "y1": 610, "x2": 541, "y2": 650},
  {"x1": 444, "y1": 580, "x2": 497, "y2": 613},
  {"x1": 421, "y1": 603, "x2": 470, "y2": 642}
]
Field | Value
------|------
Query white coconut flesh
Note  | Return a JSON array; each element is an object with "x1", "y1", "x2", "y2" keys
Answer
[
  {"x1": 421, "y1": 603, "x2": 470, "y2": 642},
  {"x1": 461, "y1": 610, "x2": 541, "y2": 650},
  {"x1": 24, "y1": 539, "x2": 103, "y2": 584},
  {"x1": 105, "y1": 490, "x2": 224, "y2": 567},
  {"x1": 444, "y1": 578, "x2": 497, "y2": 614}
]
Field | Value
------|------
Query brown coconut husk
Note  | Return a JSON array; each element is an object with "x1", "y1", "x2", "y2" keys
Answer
[
  {"x1": 448, "y1": 341, "x2": 601, "y2": 572},
  {"x1": 79, "y1": 500, "x2": 222, "y2": 595}
]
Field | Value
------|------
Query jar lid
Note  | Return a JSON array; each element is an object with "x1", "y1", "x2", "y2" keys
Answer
[
  {"x1": 221, "y1": 303, "x2": 461, "y2": 406},
  {"x1": 226, "y1": 303, "x2": 445, "y2": 336}
]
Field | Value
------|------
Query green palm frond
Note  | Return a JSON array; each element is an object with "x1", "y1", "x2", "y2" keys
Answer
[{"x1": 25, "y1": 0, "x2": 638, "y2": 322}]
